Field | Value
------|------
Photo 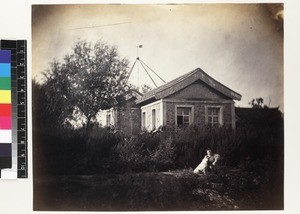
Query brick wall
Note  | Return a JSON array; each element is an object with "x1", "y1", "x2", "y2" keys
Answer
[
  {"x1": 165, "y1": 101, "x2": 233, "y2": 128},
  {"x1": 116, "y1": 108, "x2": 141, "y2": 135}
]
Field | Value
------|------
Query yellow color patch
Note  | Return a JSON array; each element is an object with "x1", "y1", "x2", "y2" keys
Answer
[{"x1": 0, "y1": 90, "x2": 11, "y2": 103}]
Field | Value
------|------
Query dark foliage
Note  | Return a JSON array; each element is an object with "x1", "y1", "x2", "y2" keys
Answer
[
  {"x1": 34, "y1": 107, "x2": 283, "y2": 177},
  {"x1": 33, "y1": 108, "x2": 283, "y2": 210},
  {"x1": 33, "y1": 40, "x2": 131, "y2": 129},
  {"x1": 32, "y1": 79, "x2": 72, "y2": 128}
]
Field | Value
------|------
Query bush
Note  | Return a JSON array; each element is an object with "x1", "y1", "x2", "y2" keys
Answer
[
  {"x1": 34, "y1": 116, "x2": 283, "y2": 175},
  {"x1": 85, "y1": 126, "x2": 122, "y2": 159},
  {"x1": 110, "y1": 133, "x2": 177, "y2": 172},
  {"x1": 150, "y1": 137, "x2": 176, "y2": 171},
  {"x1": 111, "y1": 137, "x2": 147, "y2": 172},
  {"x1": 155, "y1": 123, "x2": 283, "y2": 170},
  {"x1": 33, "y1": 127, "x2": 87, "y2": 176}
]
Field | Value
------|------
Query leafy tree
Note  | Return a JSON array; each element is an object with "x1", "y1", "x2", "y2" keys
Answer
[
  {"x1": 249, "y1": 97, "x2": 265, "y2": 108},
  {"x1": 32, "y1": 67, "x2": 73, "y2": 129},
  {"x1": 40, "y1": 40, "x2": 130, "y2": 129},
  {"x1": 141, "y1": 84, "x2": 153, "y2": 93}
]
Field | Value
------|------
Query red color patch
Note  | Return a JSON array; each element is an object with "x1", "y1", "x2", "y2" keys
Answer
[{"x1": 0, "y1": 104, "x2": 11, "y2": 116}]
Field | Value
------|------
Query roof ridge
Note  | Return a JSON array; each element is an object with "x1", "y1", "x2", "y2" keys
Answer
[
  {"x1": 195, "y1": 68, "x2": 242, "y2": 98},
  {"x1": 142, "y1": 68, "x2": 199, "y2": 97},
  {"x1": 137, "y1": 67, "x2": 241, "y2": 104}
]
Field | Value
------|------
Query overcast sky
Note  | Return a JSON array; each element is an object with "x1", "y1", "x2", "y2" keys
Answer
[{"x1": 32, "y1": 4, "x2": 283, "y2": 110}]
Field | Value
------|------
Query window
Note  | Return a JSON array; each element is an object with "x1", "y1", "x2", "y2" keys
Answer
[
  {"x1": 207, "y1": 107, "x2": 220, "y2": 126},
  {"x1": 142, "y1": 112, "x2": 146, "y2": 129},
  {"x1": 176, "y1": 107, "x2": 192, "y2": 126},
  {"x1": 106, "y1": 114, "x2": 111, "y2": 126},
  {"x1": 152, "y1": 109, "x2": 156, "y2": 130}
]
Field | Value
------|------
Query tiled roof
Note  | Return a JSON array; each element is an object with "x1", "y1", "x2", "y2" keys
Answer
[
  {"x1": 136, "y1": 68, "x2": 242, "y2": 104},
  {"x1": 124, "y1": 88, "x2": 143, "y2": 101}
]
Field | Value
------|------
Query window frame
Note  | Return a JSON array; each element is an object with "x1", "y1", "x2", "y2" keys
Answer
[
  {"x1": 175, "y1": 105, "x2": 194, "y2": 127},
  {"x1": 151, "y1": 108, "x2": 156, "y2": 130},
  {"x1": 205, "y1": 105, "x2": 224, "y2": 127},
  {"x1": 142, "y1": 111, "x2": 146, "y2": 129}
]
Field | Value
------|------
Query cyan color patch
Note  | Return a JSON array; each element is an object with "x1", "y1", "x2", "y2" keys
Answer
[{"x1": 0, "y1": 63, "x2": 11, "y2": 77}]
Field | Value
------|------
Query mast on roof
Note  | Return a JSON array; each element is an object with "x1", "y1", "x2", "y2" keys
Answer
[
  {"x1": 136, "y1": 45, "x2": 142, "y2": 90},
  {"x1": 125, "y1": 44, "x2": 166, "y2": 91}
]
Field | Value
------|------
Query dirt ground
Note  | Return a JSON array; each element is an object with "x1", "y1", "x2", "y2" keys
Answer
[{"x1": 33, "y1": 167, "x2": 283, "y2": 211}]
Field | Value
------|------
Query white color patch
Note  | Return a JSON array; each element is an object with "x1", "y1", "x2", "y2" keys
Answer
[{"x1": 0, "y1": 130, "x2": 11, "y2": 143}]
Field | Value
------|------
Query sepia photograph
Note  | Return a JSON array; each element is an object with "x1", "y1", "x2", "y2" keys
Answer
[{"x1": 32, "y1": 4, "x2": 284, "y2": 211}]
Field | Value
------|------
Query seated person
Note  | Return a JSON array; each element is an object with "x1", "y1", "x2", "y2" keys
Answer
[{"x1": 193, "y1": 149, "x2": 220, "y2": 174}]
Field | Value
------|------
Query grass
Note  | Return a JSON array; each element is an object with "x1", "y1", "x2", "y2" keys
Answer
[
  {"x1": 33, "y1": 117, "x2": 283, "y2": 211},
  {"x1": 33, "y1": 165, "x2": 283, "y2": 211}
]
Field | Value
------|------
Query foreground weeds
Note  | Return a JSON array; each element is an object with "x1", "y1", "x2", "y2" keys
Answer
[
  {"x1": 33, "y1": 114, "x2": 283, "y2": 210},
  {"x1": 34, "y1": 162, "x2": 282, "y2": 211}
]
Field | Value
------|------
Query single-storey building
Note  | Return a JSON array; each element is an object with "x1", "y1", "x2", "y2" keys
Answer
[
  {"x1": 98, "y1": 89, "x2": 142, "y2": 135},
  {"x1": 136, "y1": 68, "x2": 242, "y2": 130}
]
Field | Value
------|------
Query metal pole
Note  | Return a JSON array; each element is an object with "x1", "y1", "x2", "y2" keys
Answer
[
  {"x1": 136, "y1": 45, "x2": 142, "y2": 91},
  {"x1": 137, "y1": 46, "x2": 139, "y2": 90}
]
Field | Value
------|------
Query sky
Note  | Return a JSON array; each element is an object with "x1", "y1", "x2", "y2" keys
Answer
[{"x1": 32, "y1": 3, "x2": 284, "y2": 110}]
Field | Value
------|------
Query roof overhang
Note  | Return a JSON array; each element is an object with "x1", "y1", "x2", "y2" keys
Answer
[{"x1": 136, "y1": 68, "x2": 242, "y2": 105}]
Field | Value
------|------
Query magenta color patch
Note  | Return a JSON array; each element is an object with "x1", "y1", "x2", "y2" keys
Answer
[{"x1": 0, "y1": 116, "x2": 11, "y2": 129}]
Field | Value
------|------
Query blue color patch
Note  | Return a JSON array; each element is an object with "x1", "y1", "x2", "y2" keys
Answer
[
  {"x1": 0, "y1": 50, "x2": 11, "y2": 63},
  {"x1": 0, "y1": 63, "x2": 11, "y2": 77}
]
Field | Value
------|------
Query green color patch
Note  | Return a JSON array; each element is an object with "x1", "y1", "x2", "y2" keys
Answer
[{"x1": 0, "y1": 77, "x2": 11, "y2": 90}]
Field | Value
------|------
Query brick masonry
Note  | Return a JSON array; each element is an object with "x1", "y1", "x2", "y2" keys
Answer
[
  {"x1": 163, "y1": 80, "x2": 234, "y2": 128},
  {"x1": 165, "y1": 101, "x2": 233, "y2": 128},
  {"x1": 115, "y1": 107, "x2": 141, "y2": 135},
  {"x1": 112, "y1": 79, "x2": 236, "y2": 132}
]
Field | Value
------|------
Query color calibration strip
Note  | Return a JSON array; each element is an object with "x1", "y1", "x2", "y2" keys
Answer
[
  {"x1": 0, "y1": 40, "x2": 27, "y2": 179},
  {"x1": 0, "y1": 50, "x2": 12, "y2": 178}
]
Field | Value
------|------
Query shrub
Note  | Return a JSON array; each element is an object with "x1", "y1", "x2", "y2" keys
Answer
[
  {"x1": 150, "y1": 137, "x2": 176, "y2": 171},
  {"x1": 33, "y1": 126, "x2": 87, "y2": 176},
  {"x1": 111, "y1": 133, "x2": 177, "y2": 172},
  {"x1": 113, "y1": 138, "x2": 144, "y2": 163},
  {"x1": 85, "y1": 126, "x2": 122, "y2": 159},
  {"x1": 34, "y1": 115, "x2": 283, "y2": 175},
  {"x1": 111, "y1": 137, "x2": 149, "y2": 172},
  {"x1": 158, "y1": 123, "x2": 283, "y2": 170}
]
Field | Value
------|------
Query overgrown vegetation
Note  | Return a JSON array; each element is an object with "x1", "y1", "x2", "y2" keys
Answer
[
  {"x1": 34, "y1": 113, "x2": 283, "y2": 175},
  {"x1": 33, "y1": 105, "x2": 283, "y2": 211}
]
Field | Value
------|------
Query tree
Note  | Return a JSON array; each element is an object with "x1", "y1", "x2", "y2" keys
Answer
[
  {"x1": 32, "y1": 62, "x2": 73, "y2": 129},
  {"x1": 141, "y1": 84, "x2": 153, "y2": 93},
  {"x1": 249, "y1": 97, "x2": 265, "y2": 108},
  {"x1": 41, "y1": 40, "x2": 130, "y2": 129}
]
